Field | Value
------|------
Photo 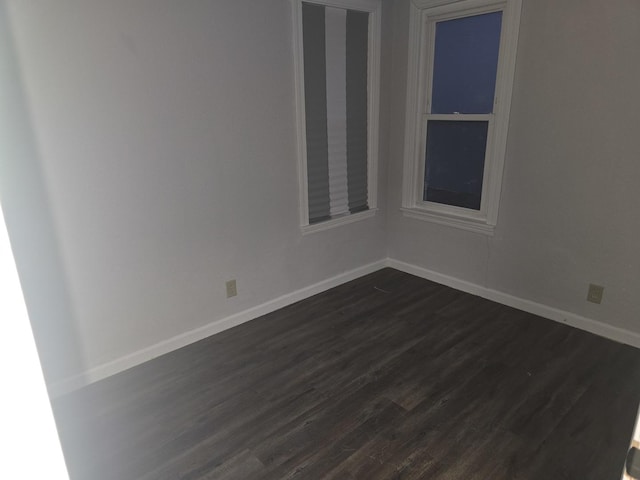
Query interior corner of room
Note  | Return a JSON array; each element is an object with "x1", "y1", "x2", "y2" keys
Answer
[{"x1": 2, "y1": 0, "x2": 640, "y2": 478}]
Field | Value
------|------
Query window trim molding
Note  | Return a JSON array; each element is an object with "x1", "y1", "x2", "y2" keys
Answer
[
  {"x1": 292, "y1": 0, "x2": 382, "y2": 233},
  {"x1": 301, "y1": 208, "x2": 378, "y2": 235},
  {"x1": 401, "y1": 0, "x2": 522, "y2": 234}
]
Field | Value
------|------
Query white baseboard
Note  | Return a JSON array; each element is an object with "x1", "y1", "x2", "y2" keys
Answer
[
  {"x1": 49, "y1": 256, "x2": 640, "y2": 398},
  {"x1": 48, "y1": 259, "x2": 387, "y2": 398},
  {"x1": 386, "y1": 258, "x2": 640, "y2": 349},
  {"x1": 47, "y1": 372, "x2": 89, "y2": 399}
]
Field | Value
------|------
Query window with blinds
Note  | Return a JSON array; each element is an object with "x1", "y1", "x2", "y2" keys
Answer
[{"x1": 293, "y1": 0, "x2": 380, "y2": 232}]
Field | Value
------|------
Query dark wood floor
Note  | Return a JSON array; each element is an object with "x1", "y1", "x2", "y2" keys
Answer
[{"x1": 53, "y1": 268, "x2": 640, "y2": 480}]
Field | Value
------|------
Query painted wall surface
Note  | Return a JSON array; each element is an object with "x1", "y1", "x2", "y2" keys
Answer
[
  {"x1": 0, "y1": 4, "x2": 86, "y2": 388},
  {"x1": 6, "y1": 0, "x2": 640, "y2": 390},
  {"x1": 386, "y1": 0, "x2": 640, "y2": 333},
  {"x1": 5, "y1": 0, "x2": 387, "y2": 378}
]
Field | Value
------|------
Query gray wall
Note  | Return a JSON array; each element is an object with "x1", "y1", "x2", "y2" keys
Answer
[
  {"x1": 4, "y1": 0, "x2": 640, "y2": 390},
  {"x1": 386, "y1": 0, "x2": 640, "y2": 332},
  {"x1": 4, "y1": 0, "x2": 388, "y2": 381},
  {"x1": 0, "y1": 3, "x2": 86, "y2": 387}
]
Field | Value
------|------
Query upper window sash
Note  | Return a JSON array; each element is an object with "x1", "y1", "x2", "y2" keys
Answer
[{"x1": 424, "y1": 6, "x2": 503, "y2": 114}]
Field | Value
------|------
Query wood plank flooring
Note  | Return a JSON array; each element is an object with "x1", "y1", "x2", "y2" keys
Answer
[{"x1": 52, "y1": 268, "x2": 640, "y2": 479}]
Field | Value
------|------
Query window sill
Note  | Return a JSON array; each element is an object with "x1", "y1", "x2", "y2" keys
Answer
[
  {"x1": 400, "y1": 207, "x2": 495, "y2": 235},
  {"x1": 301, "y1": 208, "x2": 378, "y2": 235}
]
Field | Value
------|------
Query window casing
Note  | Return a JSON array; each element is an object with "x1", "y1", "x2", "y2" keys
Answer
[
  {"x1": 401, "y1": 0, "x2": 522, "y2": 235},
  {"x1": 292, "y1": 0, "x2": 381, "y2": 234}
]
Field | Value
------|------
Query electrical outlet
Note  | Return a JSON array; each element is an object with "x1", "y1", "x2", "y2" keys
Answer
[
  {"x1": 587, "y1": 284, "x2": 604, "y2": 304},
  {"x1": 226, "y1": 279, "x2": 237, "y2": 298}
]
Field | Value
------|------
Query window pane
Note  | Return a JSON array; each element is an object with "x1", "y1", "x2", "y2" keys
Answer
[
  {"x1": 424, "y1": 120, "x2": 488, "y2": 210},
  {"x1": 431, "y1": 12, "x2": 502, "y2": 114}
]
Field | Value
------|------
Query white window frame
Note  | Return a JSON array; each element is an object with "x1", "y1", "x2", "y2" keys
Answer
[
  {"x1": 292, "y1": 0, "x2": 381, "y2": 235},
  {"x1": 401, "y1": 0, "x2": 522, "y2": 235}
]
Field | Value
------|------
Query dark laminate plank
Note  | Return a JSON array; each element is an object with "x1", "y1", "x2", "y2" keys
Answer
[
  {"x1": 52, "y1": 268, "x2": 640, "y2": 480},
  {"x1": 199, "y1": 450, "x2": 265, "y2": 480},
  {"x1": 119, "y1": 387, "x2": 329, "y2": 480}
]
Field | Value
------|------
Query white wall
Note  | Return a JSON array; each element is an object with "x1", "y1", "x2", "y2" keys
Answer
[
  {"x1": 5, "y1": 0, "x2": 387, "y2": 382},
  {"x1": 386, "y1": 0, "x2": 640, "y2": 333},
  {"x1": 0, "y1": 180, "x2": 69, "y2": 480},
  {"x1": 0, "y1": 3, "x2": 86, "y2": 389},
  {"x1": 6, "y1": 0, "x2": 640, "y2": 393}
]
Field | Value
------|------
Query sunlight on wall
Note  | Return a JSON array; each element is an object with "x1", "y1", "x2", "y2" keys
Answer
[{"x1": 0, "y1": 204, "x2": 69, "y2": 479}]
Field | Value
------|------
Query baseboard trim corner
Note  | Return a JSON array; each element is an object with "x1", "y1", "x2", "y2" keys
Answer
[
  {"x1": 49, "y1": 256, "x2": 638, "y2": 399},
  {"x1": 48, "y1": 259, "x2": 387, "y2": 398},
  {"x1": 386, "y1": 258, "x2": 640, "y2": 349}
]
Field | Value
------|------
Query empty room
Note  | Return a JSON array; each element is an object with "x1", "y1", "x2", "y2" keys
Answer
[{"x1": 2, "y1": 0, "x2": 640, "y2": 479}]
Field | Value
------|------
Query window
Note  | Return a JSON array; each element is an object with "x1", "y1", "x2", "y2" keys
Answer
[
  {"x1": 292, "y1": 0, "x2": 381, "y2": 234},
  {"x1": 401, "y1": 0, "x2": 522, "y2": 234}
]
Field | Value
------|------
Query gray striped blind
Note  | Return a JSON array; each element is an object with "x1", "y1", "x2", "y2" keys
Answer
[{"x1": 301, "y1": 3, "x2": 369, "y2": 224}]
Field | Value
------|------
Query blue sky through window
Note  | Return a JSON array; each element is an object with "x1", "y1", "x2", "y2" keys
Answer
[{"x1": 431, "y1": 12, "x2": 502, "y2": 114}]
